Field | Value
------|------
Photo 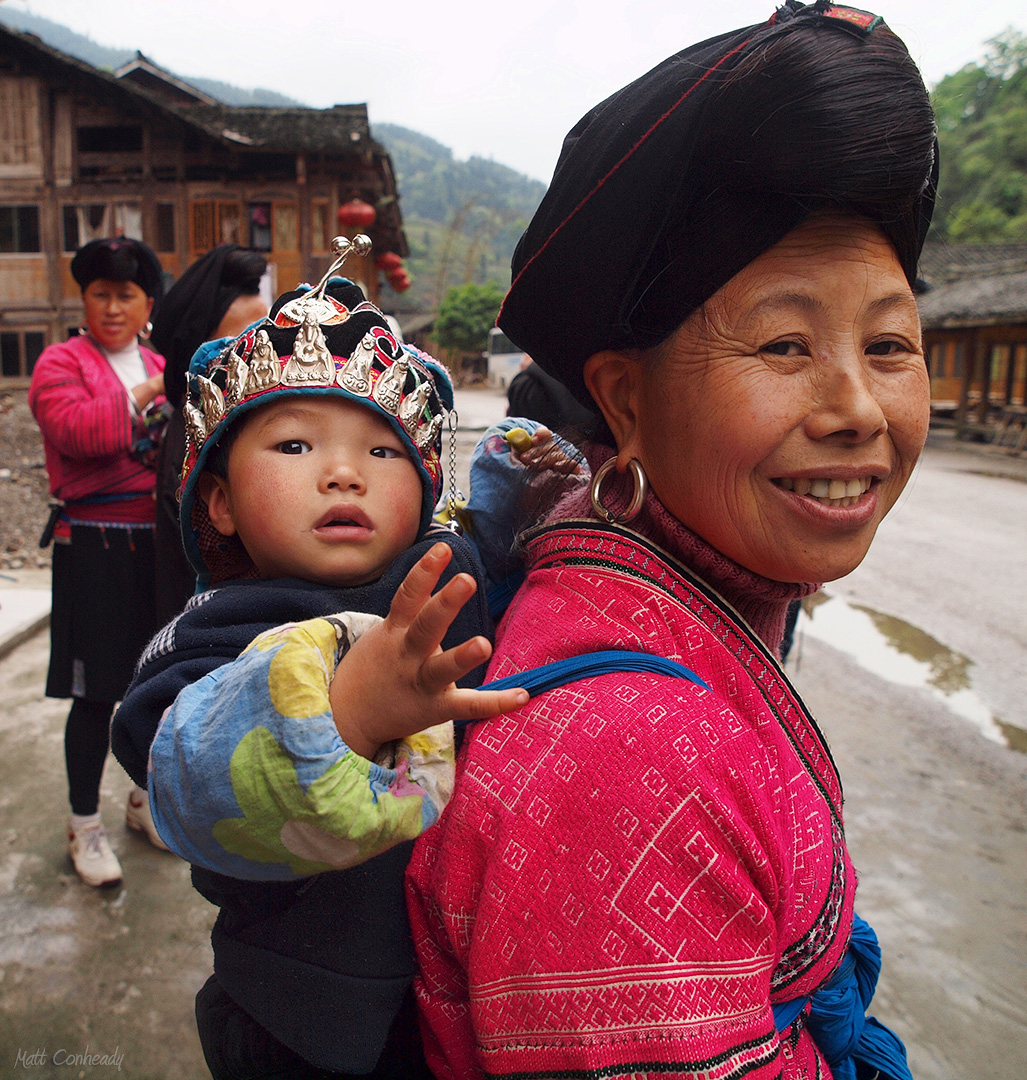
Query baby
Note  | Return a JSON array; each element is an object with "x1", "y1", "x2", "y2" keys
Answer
[{"x1": 112, "y1": 278, "x2": 525, "y2": 1080}]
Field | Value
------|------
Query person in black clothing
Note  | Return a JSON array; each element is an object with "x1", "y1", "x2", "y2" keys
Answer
[
  {"x1": 506, "y1": 355, "x2": 594, "y2": 432},
  {"x1": 149, "y1": 245, "x2": 267, "y2": 624}
]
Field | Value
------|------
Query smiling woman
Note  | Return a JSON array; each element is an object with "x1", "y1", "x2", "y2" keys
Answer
[
  {"x1": 587, "y1": 215, "x2": 930, "y2": 585},
  {"x1": 407, "y1": 4, "x2": 939, "y2": 1080}
]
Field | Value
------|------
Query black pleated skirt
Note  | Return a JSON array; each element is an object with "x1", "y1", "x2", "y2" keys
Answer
[{"x1": 47, "y1": 523, "x2": 159, "y2": 703}]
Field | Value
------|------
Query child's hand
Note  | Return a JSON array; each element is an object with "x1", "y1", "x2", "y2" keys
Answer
[
  {"x1": 329, "y1": 543, "x2": 528, "y2": 759},
  {"x1": 511, "y1": 426, "x2": 583, "y2": 476}
]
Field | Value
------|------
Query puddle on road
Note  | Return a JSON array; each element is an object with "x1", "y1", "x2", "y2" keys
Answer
[{"x1": 797, "y1": 593, "x2": 1026, "y2": 754}]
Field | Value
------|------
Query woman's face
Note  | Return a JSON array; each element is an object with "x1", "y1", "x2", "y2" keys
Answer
[
  {"x1": 214, "y1": 293, "x2": 268, "y2": 341},
  {"x1": 589, "y1": 215, "x2": 930, "y2": 584},
  {"x1": 82, "y1": 278, "x2": 154, "y2": 352}
]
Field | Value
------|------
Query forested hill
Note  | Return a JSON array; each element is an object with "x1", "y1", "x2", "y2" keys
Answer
[
  {"x1": 371, "y1": 124, "x2": 546, "y2": 310},
  {"x1": 931, "y1": 29, "x2": 1027, "y2": 243},
  {"x1": 372, "y1": 124, "x2": 546, "y2": 224},
  {"x1": 0, "y1": 7, "x2": 303, "y2": 106}
]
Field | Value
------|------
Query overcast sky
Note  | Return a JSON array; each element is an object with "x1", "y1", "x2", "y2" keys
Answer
[{"x1": 6, "y1": 0, "x2": 1023, "y2": 182}]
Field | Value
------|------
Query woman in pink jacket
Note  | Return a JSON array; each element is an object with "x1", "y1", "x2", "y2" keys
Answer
[
  {"x1": 407, "y1": 4, "x2": 935, "y2": 1079},
  {"x1": 30, "y1": 237, "x2": 168, "y2": 888}
]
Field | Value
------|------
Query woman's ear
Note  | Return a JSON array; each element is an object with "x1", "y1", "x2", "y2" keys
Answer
[
  {"x1": 583, "y1": 349, "x2": 644, "y2": 464},
  {"x1": 198, "y1": 471, "x2": 237, "y2": 538}
]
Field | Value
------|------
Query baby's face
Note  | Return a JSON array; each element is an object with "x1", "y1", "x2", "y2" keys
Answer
[{"x1": 208, "y1": 396, "x2": 423, "y2": 586}]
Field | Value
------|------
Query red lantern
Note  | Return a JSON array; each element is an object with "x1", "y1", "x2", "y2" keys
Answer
[
  {"x1": 375, "y1": 251, "x2": 403, "y2": 272},
  {"x1": 389, "y1": 269, "x2": 411, "y2": 292},
  {"x1": 337, "y1": 199, "x2": 376, "y2": 229}
]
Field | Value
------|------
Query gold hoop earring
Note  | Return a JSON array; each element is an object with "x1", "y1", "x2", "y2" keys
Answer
[{"x1": 589, "y1": 457, "x2": 648, "y2": 524}]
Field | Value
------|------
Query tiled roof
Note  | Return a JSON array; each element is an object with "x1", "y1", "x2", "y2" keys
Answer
[
  {"x1": 167, "y1": 103, "x2": 376, "y2": 154},
  {"x1": 920, "y1": 241, "x2": 1027, "y2": 284},
  {"x1": 917, "y1": 241, "x2": 1027, "y2": 328},
  {"x1": 0, "y1": 23, "x2": 382, "y2": 158},
  {"x1": 919, "y1": 269, "x2": 1027, "y2": 328}
]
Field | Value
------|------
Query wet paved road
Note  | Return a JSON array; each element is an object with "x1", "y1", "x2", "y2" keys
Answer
[
  {"x1": 1, "y1": 394, "x2": 1025, "y2": 1077},
  {"x1": 824, "y1": 431, "x2": 1027, "y2": 737},
  {"x1": 788, "y1": 430, "x2": 1027, "y2": 1079}
]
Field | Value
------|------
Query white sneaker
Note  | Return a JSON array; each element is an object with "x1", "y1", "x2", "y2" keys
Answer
[
  {"x1": 68, "y1": 819, "x2": 123, "y2": 888},
  {"x1": 125, "y1": 786, "x2": 170, "y2": 851}
]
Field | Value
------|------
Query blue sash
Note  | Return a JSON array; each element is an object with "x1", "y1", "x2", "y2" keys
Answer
[{"x1": 775, "y1": 914, "x2": 913, "y2": 1080}]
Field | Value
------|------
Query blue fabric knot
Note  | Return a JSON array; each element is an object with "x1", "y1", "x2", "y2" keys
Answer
[{"x1": 776, "y1": 913, "x2": 913, "y2": 1080}]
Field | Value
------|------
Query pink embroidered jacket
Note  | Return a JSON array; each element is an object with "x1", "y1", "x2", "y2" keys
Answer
[
  {"x1": 407, "y1": 511, "x2": 851, "y2": 1080},
  {"x1": 29, "y1": 334, "x2": 164, "y2": 526}
]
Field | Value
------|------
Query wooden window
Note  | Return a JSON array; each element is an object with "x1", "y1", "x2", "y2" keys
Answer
[
  {"x1": 156, "y1": 203, "x2": 176, "y2": 253},
  {"x1": 248, "y1": 203, "x2": 271, "y2": 251},
  {"x1": 273, "y1": 203, "x2": 298, "y2": 252},
  {"x1": 218, "y1": 203, "x2": 241, "y2": 245},
  {"x1": 0, "y1": 330, "x2": 45, "y2": 377},
  {"x1": 76, "y1": 125, "x2": 143, "y2": 153},
  {"x1": 0, "y1": 205, "x2": 40, "y2": 252},
  {"x1": 63, "y1": 204, "x2": 105, "y2": 250},
  {"x1": 311, "y1": 201, "x2": 330, "y2": 253},
  {"x1": 991, "y1": 344, "x2": 1010, "y2": 388},
  {"x1": 0, "y1": 76, "x2": 42, "y2": 169},
  {"x1": 191, "y1": 200, "x2": 242, "y2": 253},
  {"x1": 952, "y1": 342, "x2": 965, "y2": 381},
  {"x1": 191, "y1": 201, "x2": 216, "y2": 252},
  {"x1": 61, "y1": 203, "x2": 143, "y2": 250},
  {"x1": 114, "y1": 204, "x2": 143, "y2": 240},
  {"x1": 248, "y1": 203, "x2": 299, "y2": 252}
]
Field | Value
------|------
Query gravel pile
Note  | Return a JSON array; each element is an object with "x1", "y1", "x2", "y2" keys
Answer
[{"x1": 0, "y1": 390, "x2": 53, "y2": 570}]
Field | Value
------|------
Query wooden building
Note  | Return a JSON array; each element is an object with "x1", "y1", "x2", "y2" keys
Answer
[
  {"x1": 918, "y1": 242, "x2": 1027, "y2": 433},
  {"x1": 0, "y1": 25, "x2": 408, "y2": 382}
]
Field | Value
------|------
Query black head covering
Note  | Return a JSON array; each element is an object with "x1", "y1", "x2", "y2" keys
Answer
[
  {"x1": 150, "y1": 245, "x2": 268, "y2": 408},
  {"x1": 71, "y1": 237, "x2": 164, "y2": 299},
  {"x1": 498, "y1": 1, "x2": 938, "y2": 405}
]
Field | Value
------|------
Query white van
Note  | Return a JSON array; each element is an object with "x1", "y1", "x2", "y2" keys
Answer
[{"x1": 486, "y1": 327, "x2": 528, "y2": 389}]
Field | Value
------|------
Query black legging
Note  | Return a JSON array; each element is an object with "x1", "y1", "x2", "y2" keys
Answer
[{"x1": 65, "y1": 698, "x2": 116, "y2": 816}]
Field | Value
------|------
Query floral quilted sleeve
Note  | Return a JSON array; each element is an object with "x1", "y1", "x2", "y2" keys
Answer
[{"x1": 147, "y1": 612, "x2": 455, "y2": 881}]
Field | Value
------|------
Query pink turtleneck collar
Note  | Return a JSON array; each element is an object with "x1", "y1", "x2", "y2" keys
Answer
[{"x1": 549, "y1": 445, "x2": 820, "y2": 656}]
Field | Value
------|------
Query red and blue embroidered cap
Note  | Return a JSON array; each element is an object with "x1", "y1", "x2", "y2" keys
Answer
[{"x1": 178, "y1": 274, "x2": 453, "y2": 584}]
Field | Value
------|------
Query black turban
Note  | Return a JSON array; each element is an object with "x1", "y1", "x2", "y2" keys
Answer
[
  {"x1": 150, "y1": 245, "x2": 267, "y2": 409},
  {"x1": 71, "y1": 237, "x2": 164, "y2": 300},
  {"x1": 498, "y1": 0, "x2": 938, "y2": 406}
]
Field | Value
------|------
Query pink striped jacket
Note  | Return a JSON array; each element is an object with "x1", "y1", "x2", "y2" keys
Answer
[
  {"x1": 407, "y1": 517, "x2": 853, "y2": 1080},
  {"x1": 29, "y1": 333, "x2": 164, "y2": 523}
]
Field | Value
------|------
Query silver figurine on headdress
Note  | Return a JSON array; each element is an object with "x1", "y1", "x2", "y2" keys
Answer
[
  {"x1": 338, "y1": 332, "x2": 376, "y2": 396},
  {"x1": 283, "y1": 307, "x2": 335, "y2": 385},
  {"x1": 245, "y1": 330, "x2": 281, "y2": 394},
  {"x1": 372, "y1": 350, "x2": 409, "y2": 415},
  {"x1": 223, "y1": 350, "x2": 249, "y2": 410}
]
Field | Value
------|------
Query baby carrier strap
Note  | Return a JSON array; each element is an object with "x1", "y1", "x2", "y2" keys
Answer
[{"x1": 459, "y1": 649, "x2": 709, "y2": 729}]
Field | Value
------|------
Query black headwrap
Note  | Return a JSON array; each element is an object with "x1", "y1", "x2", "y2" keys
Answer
[
  {"x1": 499, "y1": 1, "x2": 938, "y2": 405},
  {"x1": 71, "y1": 237, "x2": 164, "y2": 300},
  {"x1": 150, "y1": 245, "x2": 267, "y2": 408}
]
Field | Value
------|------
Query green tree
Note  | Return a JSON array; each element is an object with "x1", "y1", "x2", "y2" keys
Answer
[
  {"x1": 932, "y1": 28, "x2": 1027, "y2": 241},
  {"x1": 434, "y1": 283, "x2": 506, "y2": 354}
]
